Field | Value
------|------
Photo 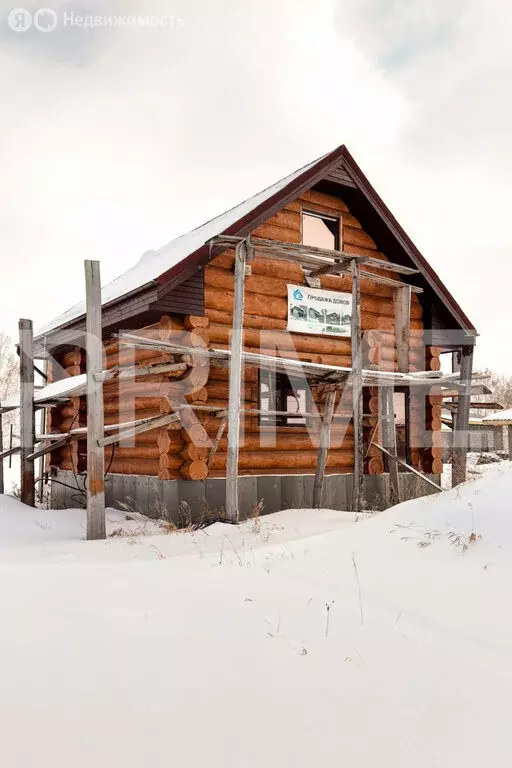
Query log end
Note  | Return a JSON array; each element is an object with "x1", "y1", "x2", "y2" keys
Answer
[{"x1": 180, "y1": 460, "x2": 208, "y2": 480}]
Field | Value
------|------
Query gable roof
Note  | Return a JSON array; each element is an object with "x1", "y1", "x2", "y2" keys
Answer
[{"x1": 35, "y1": 143, "x2": 476, "y2": 341}]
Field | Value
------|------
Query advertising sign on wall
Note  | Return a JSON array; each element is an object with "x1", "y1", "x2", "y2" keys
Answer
[{"x1": 286, "y1": 284, "x2": 352, "y2": 337}]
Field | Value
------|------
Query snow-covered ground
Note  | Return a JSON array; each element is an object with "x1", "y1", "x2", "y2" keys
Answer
[
  {"x1": 2, "y1": 451, "x2": 19, "y2": 495},
  {"x1": 440, "y1": 450, "x2": 504, "y2": 489},
  {"x1": 1, "y1": 463, "x2": 512, "y2": 767}
]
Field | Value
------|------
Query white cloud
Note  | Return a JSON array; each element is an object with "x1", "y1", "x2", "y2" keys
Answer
[{"x1": 0, "y1": 0, "x2": 510, "y2": 373}]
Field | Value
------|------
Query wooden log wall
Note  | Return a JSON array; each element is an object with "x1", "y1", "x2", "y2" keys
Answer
[
  {"x1": 408, "y1": 349, "x2": 443, "y2": 474},
  {"x1": 47, "y1": 187, "x2": 440, "y2": 484},
  {"x1": 48, "y1": 314, "x2": 212, "y2": 482},
  {"x1": 206, "y1": 187, "x2": 436, "y2": 477},
  {"x1": 204, "y1": 360, "x2": 355, "y2": 477}
]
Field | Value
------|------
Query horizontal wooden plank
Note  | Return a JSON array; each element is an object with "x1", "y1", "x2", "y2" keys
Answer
[
  {"x1": 251, "y1": 223, "x2": 301, "y2": 243},
  {"x1": 160, "y1": 285, "x2": 202, "y2": 297},
  {"x1": 264, "y1": 209, "x2": 301, "y2": 231},
  {"x1": 364, "y1": 257, "x2": 418, "y2": 276},
  {"x1": 0, "y1": 446, "x2": 21, "y2": 460},
  {"x1": 100, "y1": 413, "x2": 182, "y2": 447},
  {"x1": 299, "y1": 189, "x2": 349, "y2": 212},
  {"x1": 282, "y1": 200, "x2": 302, "y2": 213},
  {"x1": 325, "y1": 169, "x2": 358, "y2": 188},
  {"x1": 153, "y1": 269, "x2": 204, "y2": 317},
  {"x1": 343, "y1": 226, "x2": 378, "y2": 250},
  {"x1": 341, "y1": 212, "x2": 362, "y2": 229}
]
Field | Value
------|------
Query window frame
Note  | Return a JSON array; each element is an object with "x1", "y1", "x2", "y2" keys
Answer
[
  {"x1": 301, "y1": 208, "x2": 342, "y2": 251},
  {"x1": 258, "y1": 370, "x2": 310, "y2": 428},
  {"x1": 392, "y1": 388, "x2": 412, "y2": 465}
]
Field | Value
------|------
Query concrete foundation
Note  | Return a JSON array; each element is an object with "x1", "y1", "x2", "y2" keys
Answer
[{"x1": 50, "y1": 470, "x2": 441, "y2": 523}]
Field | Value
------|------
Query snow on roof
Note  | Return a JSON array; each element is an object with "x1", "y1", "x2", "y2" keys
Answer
[
  {"x1": 35, "y1": 374, "x2": 87, "y2": 402},
  {"x1": 481, "y1": 408, "x2": 512, "y2": 424},
  {"x1": 35, "y1": 152, "x2": 326, "y2": 338},
  {"x1": 2, "y1": 374, "x2": 87, "y2": 410}
]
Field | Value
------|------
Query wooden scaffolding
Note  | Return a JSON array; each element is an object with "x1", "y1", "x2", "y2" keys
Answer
[{"x1": 0, "y1": 235, "x2": 476, "y2": 533}]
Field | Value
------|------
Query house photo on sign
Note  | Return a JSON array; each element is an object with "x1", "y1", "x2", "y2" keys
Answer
[{"x1": 286, "y1": 284, "x2": 352, "y2": 337}]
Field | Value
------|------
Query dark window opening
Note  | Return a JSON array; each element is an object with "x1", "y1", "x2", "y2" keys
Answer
[
  {"x1": 302, "y1": 210, "x2": 340, "y2": 251},
  {"x1": 393, "y1": 391, "x2": 411, "y2": 465},
  {"x1": 259, "y1": 371, "x2": 309, "y2": 427}
]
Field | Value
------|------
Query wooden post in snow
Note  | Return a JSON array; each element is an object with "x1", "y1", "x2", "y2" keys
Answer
[
  {"x1": 19, "y1": 318, "x2": 35, "y2": 506},
  {"x1": 394, "y1": 285, "x2": 411, "y2": 374},
  {"x1": 8, "y1": 423, "x2": 13, "y2": 469},
  {"x1": 225, "y1": 239, "x2": 247, "y2": 523},
  {"x1": 452, "y1": 344, "x2": 474, "y2": 487},
  {"x1": 381, "y1": 387, "x2": 400, "y2": 506},
  {"x1": 451, "y1": 349, "x2": 461, "y2": 433},
  {"x1": 38, "y1": 358, "x2": 48, "y2": 504},
  {"x1": 382, "y1": 284, "x2": 410, "y2": 506},
  {"x1": 351, "y1": 259, "x2": 364, "y2": 514},
  {"x1": 404, "y1": 390, "x2": 412, "y2": 466},
  {"x1": 85, "y1": 260, "x2": 106, "y2": 540},
  {"x1": 313, "y1": 388, "x2": 336, "y2": 508},
  {"x1": 508, "y1": 425, "x2": 512, "y2": 462}
]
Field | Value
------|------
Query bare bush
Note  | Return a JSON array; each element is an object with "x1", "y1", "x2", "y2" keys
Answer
[{"x1": 0, "y1": 331, "x2": 19, "y2": 443}]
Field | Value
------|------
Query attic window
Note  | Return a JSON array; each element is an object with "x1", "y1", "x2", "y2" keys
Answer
[{"x1": 302, "y1": 210, "x2": 340, "y2": 251}]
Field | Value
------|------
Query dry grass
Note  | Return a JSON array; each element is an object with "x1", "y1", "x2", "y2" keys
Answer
[
  {"x1": 109, "y1": 525, "x2": 148, "y2": 538},
  {"x1": 248, "y1": 499, "x2": 264, "y2": 534},
  {"x1": 394, "y1": 519, "x2": 482, "y2": 554},
  {"x1": 447, "y1": 530, "x2": 482, "y2": 553},
  {"x1": 114, "y1": 496, "x2": 194, "y2": 533}
]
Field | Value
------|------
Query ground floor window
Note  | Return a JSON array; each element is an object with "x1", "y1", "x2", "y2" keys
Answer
[
  {"x1": 394, "y1": 390, "x2": 411, "y2": 464},
  {"x1": 258, "y1": 371, "x2": 309, "y2": 427}
]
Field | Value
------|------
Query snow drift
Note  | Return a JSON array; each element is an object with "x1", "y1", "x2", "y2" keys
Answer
[{"x1": 0, "y1": 463, "x2": 511, "y2": 767}]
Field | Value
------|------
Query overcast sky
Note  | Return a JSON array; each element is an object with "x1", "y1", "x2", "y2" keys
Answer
[{"x1": 0, "y1": 0, "x2": 510, "y2": 372}]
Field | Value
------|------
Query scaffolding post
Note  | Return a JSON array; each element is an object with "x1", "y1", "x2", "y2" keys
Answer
[
  {"x1": 8, "y1": 423, "x2": 13, "y2": 469},
  {"x1": 394, "y1": 284, "x2": 411, "y2": 373},
  {"x1": 226, "y1": 239, "x2": 248, "y2": 523},
  {"x1": 381, "y1": 387, "x2": 400, "y2": 506},
  {"x1": 19, "y1": 318, "x2": 35, "y2": 507},
  {"x1": 313, "y1": 387, "x2": 336, "y2": 508},
  {"x1": 452, "y1": 344, "x2": 474, "y2": 487},
  {"x1": 351, "y1": 259, "x2": 364, "y2": 514},
  {"x1": 85, "y1": 260, "x2": 106, "y2": 540},
  {"x1": 384, "y1": 283, "x2": 409, "y2": 506},
  {"x1": 38, "y1": 358, "x2": 48, "y2": 505},
  {"x1": 404, "y1": 390, "x2": 412, "y2": 465}
]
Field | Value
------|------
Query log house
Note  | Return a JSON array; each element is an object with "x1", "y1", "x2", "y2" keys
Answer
[{"x1": 31, "y1": 145, "x2": 477, "y2": 518}]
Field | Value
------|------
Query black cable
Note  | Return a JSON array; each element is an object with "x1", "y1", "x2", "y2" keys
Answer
[
  {"x1": 67, "y1": 410, "x2": 87, "y2": 502},
  {"x1": 105, "y1": 443, "x2": 116, "y2": 477},
  {"x1": 50, "y1": 478, "x2": 88, "y2": 493}
]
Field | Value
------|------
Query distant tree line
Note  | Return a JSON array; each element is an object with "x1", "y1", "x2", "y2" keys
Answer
[
  {"x1": 0, "y1": 332, "x2": 19, "y2": 448},
  {"x1": 472, "y1": 369, "x2": 512, "y2": 417}
]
